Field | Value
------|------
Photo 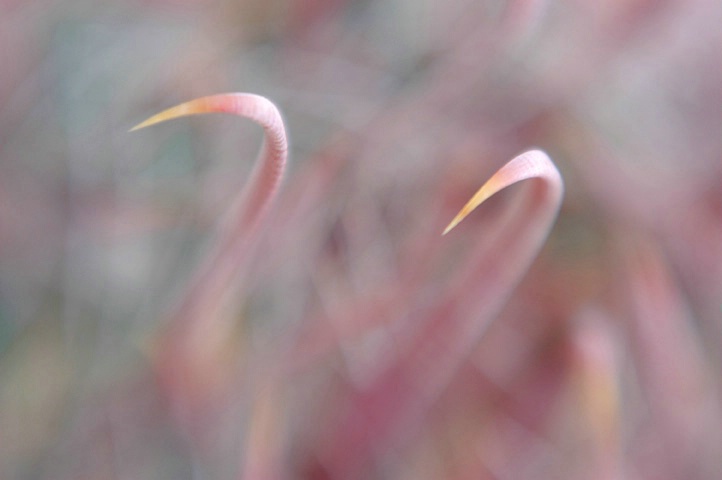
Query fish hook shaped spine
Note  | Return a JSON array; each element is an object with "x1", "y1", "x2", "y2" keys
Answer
[
  {"x1": 443, "y1": 149, "x2": 563, "y2": 235},
  {"x1": 131, "y1": 93, "x2": 288, "y2": 331},
  {"x1": 319, "y1": 150, "x2": 564, "y2": 479},
  {"x1": 131, "y1": 93, "x2": 287, "y2": 233}
]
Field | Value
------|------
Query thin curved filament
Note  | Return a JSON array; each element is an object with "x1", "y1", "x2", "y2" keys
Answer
[
  {"x1": 132, "y1": 93, "x2": 287, "y2": 341},
  {"x1": 443, "y1": 149, "x2": 562, "y2": 235},
  {"x1": 320, "y1": 150, "x2": 564, "y2": 478},
  {"x1": 131, "y1": 93, "x2": 287, "y2": 229}
]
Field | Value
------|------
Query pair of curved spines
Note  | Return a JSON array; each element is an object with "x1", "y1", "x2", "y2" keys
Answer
[{"x1": 131, "y1": 92, "x2": 563, "y2": 240}]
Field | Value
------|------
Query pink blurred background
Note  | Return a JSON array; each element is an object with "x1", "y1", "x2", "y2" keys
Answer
[{"x1": 1, "y1": 1, "x2": 722, "y2": 479}]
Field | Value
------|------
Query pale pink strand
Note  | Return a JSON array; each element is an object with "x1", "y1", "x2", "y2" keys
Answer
[
  {"x1": 569, "y1": 307, "x2": 624, "y2": 480},
  {"x1": 319, "y1": 150, "x2": 564, "y2": 479},
  {"x1": 239, "y1": 380, "x2": 286, "y2": 480},
  {"x1": 135, "y1": 93, "x2": 288, "y2": 328},
  {"x1": 441, "y1": 150, "x2": 563, "y2": 311},
  {"x1": 619, "y1": 237, "x2": 722, "y2": 479},
  {"x1": 132, "y1": 93, "x2": 287, "y2": 440}
]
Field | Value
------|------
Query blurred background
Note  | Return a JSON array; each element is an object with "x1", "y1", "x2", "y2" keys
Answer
[{"x1": 1, "y1": 0, "x2": 722, "y2": 479}]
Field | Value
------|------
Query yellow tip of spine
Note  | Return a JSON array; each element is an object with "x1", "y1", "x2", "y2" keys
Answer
[
  {"x1": 442, "y1": 218, "x2": 460, "y2": 236},
  {"x1": 129, "y1": 100, "x2": 211, "y2": 132},
  {"x1": 441, "y1": 184, "x2": 495, "y2": 236}
]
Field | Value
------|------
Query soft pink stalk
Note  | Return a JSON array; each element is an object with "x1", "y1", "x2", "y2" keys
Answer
[
  {"x1": 132, "y1": 93, "x2": 286, "y2": 327},
  {"x1": 620, "y1": 237, "x2": 719, "y2": 479},
  {"x1": 131, "y1": 93, "x2": 287, "y2": 440},
  {"x1": 320, "y1": 150, "x2": 564, "y2": 478}
]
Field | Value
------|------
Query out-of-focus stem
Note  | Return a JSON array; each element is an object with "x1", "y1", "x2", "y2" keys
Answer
[
  {"x1": 131, "y1": 93, "x2": 287, "y2": 444},
  {"x1": 320, "y1": 150, "x2": 563, "y2": 479}
]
